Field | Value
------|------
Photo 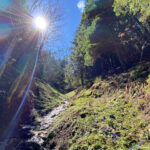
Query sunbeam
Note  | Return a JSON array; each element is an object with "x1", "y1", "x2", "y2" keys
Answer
[
  {"x1": 0, "y1": 34, "x2": 40, "y2": 150},
  {"x1": 0, "y1": 2, "x2": 48, "y2": 149}
]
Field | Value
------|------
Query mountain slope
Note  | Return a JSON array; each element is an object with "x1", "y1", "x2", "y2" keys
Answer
[
  {"x1": 5, "y1": 79, "x2": 65, "y2": 150},
  {"x1": 30, "y1": 79, "x2": 64, "y2": 117},
  {"x1": 44, "y1": 62, "x2": 150, "y2": 150}
]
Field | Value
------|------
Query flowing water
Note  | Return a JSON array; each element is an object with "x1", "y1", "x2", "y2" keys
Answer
[
  {"x1": 26, "y1": 97, "x2": 68, "y2": 148},
  {"x1": 4, "y1": 97, "x2": 68, "y2": 150}
]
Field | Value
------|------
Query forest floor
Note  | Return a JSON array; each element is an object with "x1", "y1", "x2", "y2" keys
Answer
[
  {"x1": 6, "y1": 62, "x2": 150, "y2": 150},
  {"x1": 43, "y1": 62, "x2": 150, "y2": 150},
  {"x1": 6, "y1": 81, "x2": 68, "y2": 150}
]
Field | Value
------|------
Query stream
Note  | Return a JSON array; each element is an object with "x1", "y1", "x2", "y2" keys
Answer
[
  {"x1": 29, "y1": 98, "x2": 68, "y2": 145},
  {"x1": 11, "y1": 97, "x2": 68, "y2": 150}
]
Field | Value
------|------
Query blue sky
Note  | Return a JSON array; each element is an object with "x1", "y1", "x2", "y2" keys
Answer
[
  {"x1": 27, "y1": 0, "x2": 85, "y2": 57},
  {"x1": 0, "y1": 0, "x2": 85, "y2": 58},
  {"x1": 49, "y1": 0, "x2": 85, "y2": 57}
]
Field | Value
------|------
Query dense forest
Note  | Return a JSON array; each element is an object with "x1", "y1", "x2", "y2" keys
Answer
[
  {"x1": 65, "y1": 0, "x2": 150, "y2": 89},
  {"x1": 0, "y1": 0, "x2": 150, "y2": 150}
]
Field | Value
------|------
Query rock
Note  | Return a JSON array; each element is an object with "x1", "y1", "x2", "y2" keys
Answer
[
  {"x1": 110, "y1": 115, "x2": 116, "y2": 119},
  {"x1": 27, "y1": 100, "x2": 68, "y2": 147},
  {"x1": 19, "y1": 127, "x2": 34, "y2": 140},
  {"x1": 80, "y1": 113, "x2": 88, "y2": 118},
  {"x1": 101, "y1": 116, "x2": 106, "y2": 121}
]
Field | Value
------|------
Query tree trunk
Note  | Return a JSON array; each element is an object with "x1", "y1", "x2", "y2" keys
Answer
[{"x1": 81, "y1": 70, "x2": 84, "y2": 87}]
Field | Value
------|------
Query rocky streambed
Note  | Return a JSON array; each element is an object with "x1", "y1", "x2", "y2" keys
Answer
[
  {"x1": 28, "y1": 98, "x2": 68, "y2": 146},
  {"x1": 6, "y1": 97, "x2": 68, "y2": 150}
]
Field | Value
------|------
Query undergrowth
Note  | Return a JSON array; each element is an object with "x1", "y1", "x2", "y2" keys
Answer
[
  {"x1": 44, "y1": 62, "x2": 150, "y2": 150},
  {"x1": 30, "y1": 79, "x2": 64, "y2": 116}
]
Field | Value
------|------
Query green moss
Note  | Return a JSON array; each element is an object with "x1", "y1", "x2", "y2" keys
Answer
[
  {"x1": 66, "y1": 90, "x2": 76, "y2": 99},
  {"x1": 47, "y1": 87, "x2": 150, "y2": 149},
  {"x1": 32, "y1": 81, "x2": 63, "y2": 116},
  {"x1": 45, "y1": 63, "x2": 150, "y2": 149},
  {"x1": 83, "y1": 90, "x2": 92, "y2": 97}
]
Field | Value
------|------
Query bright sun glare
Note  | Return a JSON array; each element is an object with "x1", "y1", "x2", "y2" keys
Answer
[{"x1": 34, "y1": 16, "x2": 47, "y2": 30}]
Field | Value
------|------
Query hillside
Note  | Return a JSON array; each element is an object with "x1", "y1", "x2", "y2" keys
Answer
[
  {"x1": 43, "y1": 62, "x2": 150, "y2": 150},
  {"x1": 30, "y1": 79, "x2": 64, "y2": 116},
  {"x1": 5, "y1": 79, "x2": 65, "y2": 150},
  {"x1": 0, "y1": 0, "x2": 150, "y2": 150}
]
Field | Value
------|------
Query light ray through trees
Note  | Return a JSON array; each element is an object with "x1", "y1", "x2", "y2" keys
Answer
[{"x1": 0, "y1": 34, "x2": 40, "y2": 150}]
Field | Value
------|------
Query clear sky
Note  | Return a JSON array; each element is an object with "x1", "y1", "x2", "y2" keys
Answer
[{"x1": 49, "y1": 0, "x2": 85, "y2": 58}]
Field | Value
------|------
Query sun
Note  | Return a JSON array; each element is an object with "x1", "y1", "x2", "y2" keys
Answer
[{"x1": 34, "y1": 16, "x2": 47, "y2": 30}]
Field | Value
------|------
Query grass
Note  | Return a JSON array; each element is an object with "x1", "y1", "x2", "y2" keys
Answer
[
  {"x1": 31, "y1": 80, "x2": 64, "y2": 116},
  {"x1": 44, "y1": 62, "x2": 150, "y2": 150},
  {"x1": 66, "y1": 90, "x2": 76, "y2": 99}
]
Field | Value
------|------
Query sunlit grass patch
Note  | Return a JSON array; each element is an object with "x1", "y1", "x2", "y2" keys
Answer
[{"x1": 31, "y1": 81, "x2": 64, "y2": 116}]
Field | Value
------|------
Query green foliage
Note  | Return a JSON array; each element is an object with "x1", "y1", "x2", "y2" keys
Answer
[
  {"x1": 36, "y1": 50, "x2": 66, "y2": 92},
  {"x1": 113, "y1": 0, "x2": 150, "y2": 22},
  {"x1": 65, "y1": 0, "x2": 115, "y2": 87},
  {"x1": 65, "y1": 57, "x2": 81, "y2": 89},
  {"x1": 66, "y1": 0, "x2": 150, "y2": 88},
  {"x1": 45, "y1": 63, "x2": 150, "y2": 149},
  {"x1": 31, "y1": 80, "x2": 63, "y2": 116},
  {"x1": 65, "y1": 90, "x2": 76, "y2": 99}
]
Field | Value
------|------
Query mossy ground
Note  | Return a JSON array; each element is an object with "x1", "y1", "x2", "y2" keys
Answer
[
  {"x1": 66, "y1": 91, "x2": 76, "y2": 99},
  {"x1": 30, "y1": 79, "x2": 64, "y2": 116},
  {"x1": 44, "y1": 62, "x2": 150, "y2": 150}
]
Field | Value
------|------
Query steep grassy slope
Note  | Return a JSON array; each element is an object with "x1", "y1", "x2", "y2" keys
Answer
[
  {"x1": 30, "y1": 79, "x2": 64, "y2": 116},
  {"x1": 5, "y1": 79, "x2": 65, "y2": 150},
  {"x1": 44, "y1": 62, "x2": 150, "y2": 150}
]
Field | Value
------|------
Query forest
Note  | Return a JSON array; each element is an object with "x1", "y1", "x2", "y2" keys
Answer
[
  {"x1": 65, "y1": 0, "x2": 150, "y2": 88},
  {"x1": 0, "y1": 0, "x2": 150, "y2": 150}
]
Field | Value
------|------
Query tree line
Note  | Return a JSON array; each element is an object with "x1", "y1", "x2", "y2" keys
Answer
[{"x1": 65, "y1": 0, "x2": 150, "y2": 89}]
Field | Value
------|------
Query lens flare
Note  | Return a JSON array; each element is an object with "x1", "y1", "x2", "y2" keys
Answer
[
  {"x1": 0, "y1": 44, "x2": 40, "y2": 150},
  {"x1": 0, "y1": 36, "x2": 16, "y2": 73},
  {"x1": 34, "y1": 16, "x2": 47, "y2": 30},
  {"x1": 0, "y1": 24, "x2": 12, "y2": 40},
  {"x1": 0, "y1": 0, "x2": 10, "y2": 11}
]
